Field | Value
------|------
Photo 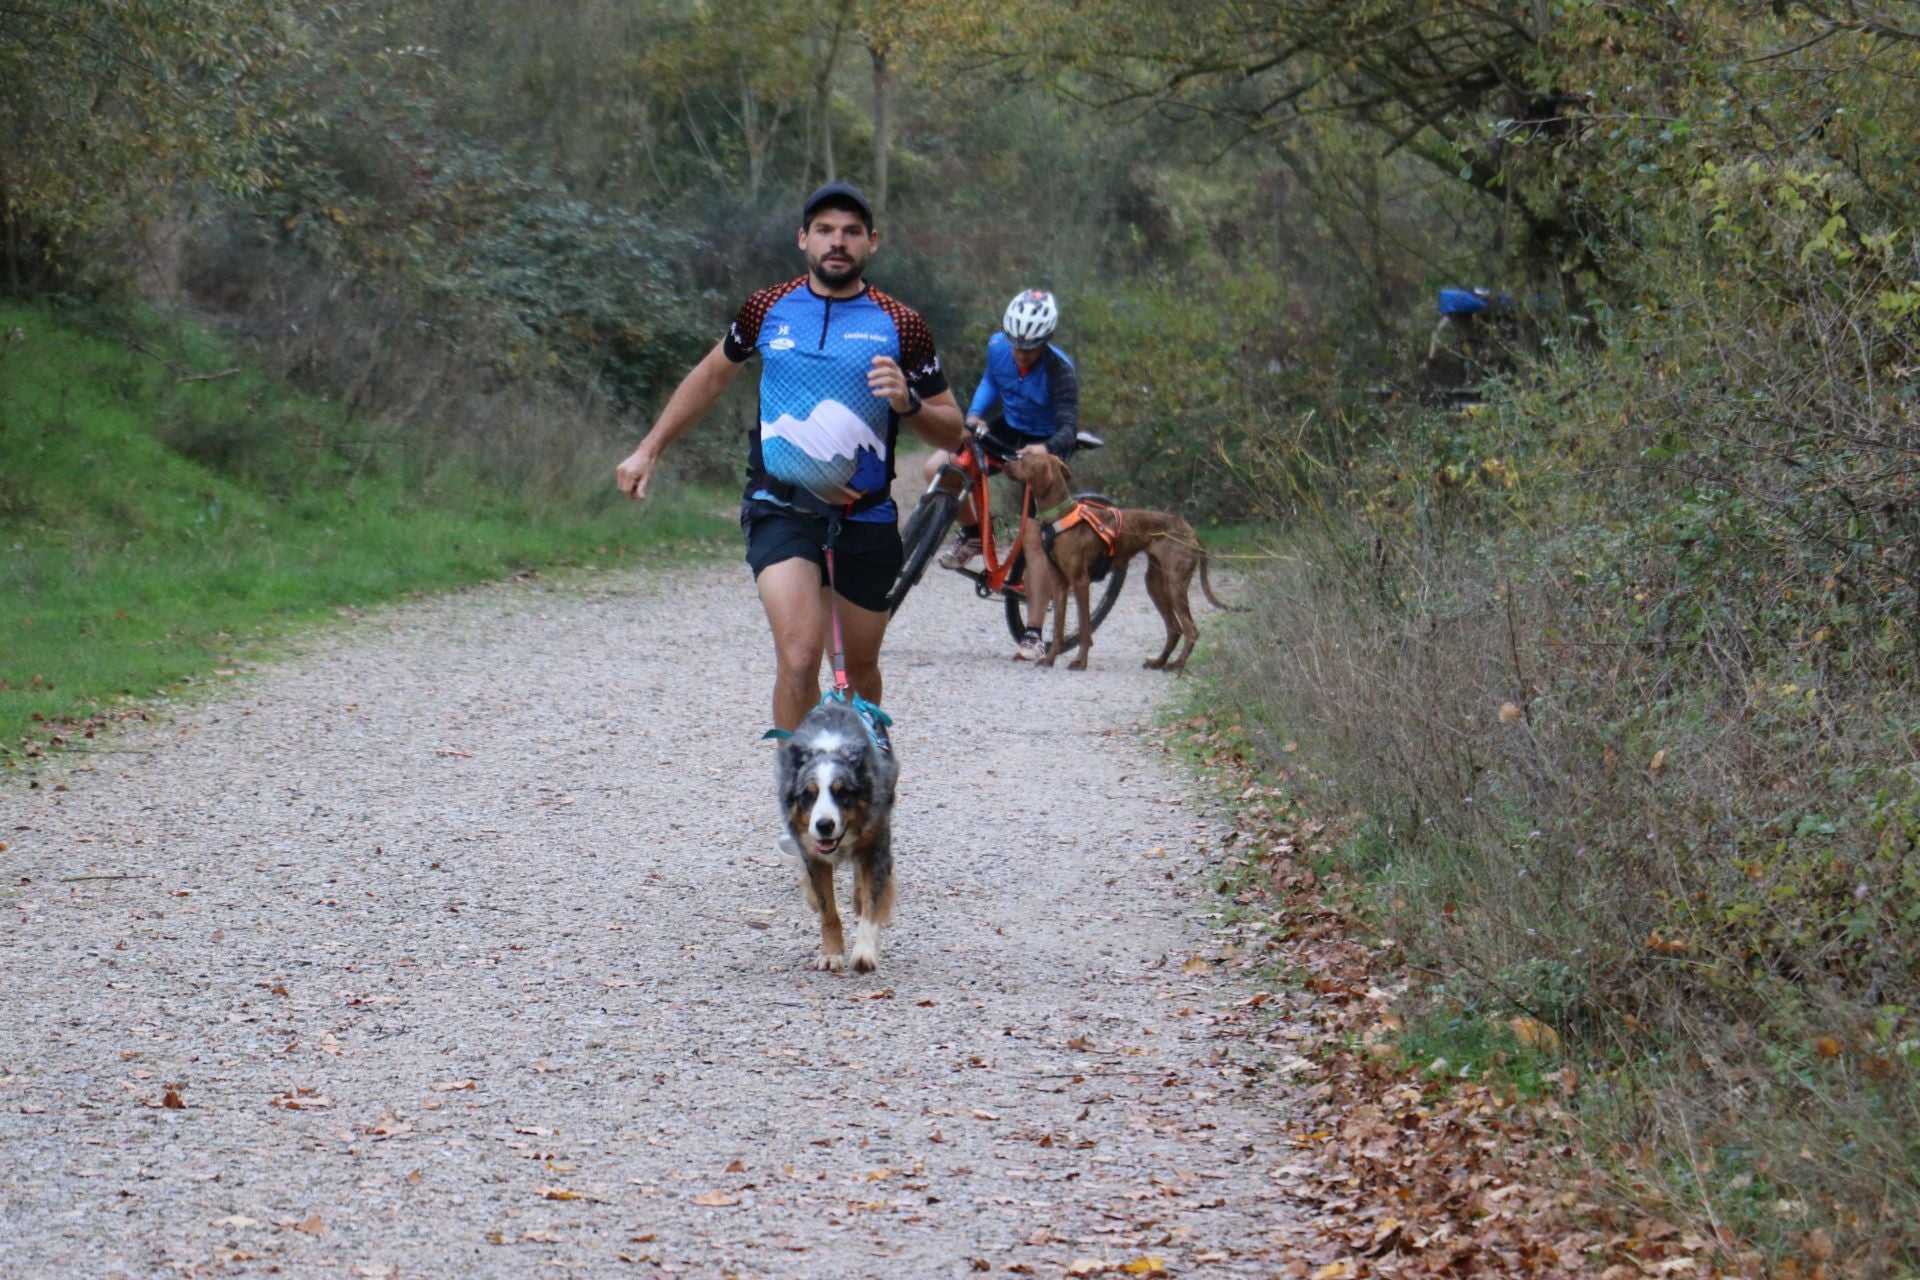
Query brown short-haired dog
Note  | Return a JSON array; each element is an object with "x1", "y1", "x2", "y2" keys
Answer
[{"x1": 1003, "y1": 451, "x2": 1235, "y2": 672}]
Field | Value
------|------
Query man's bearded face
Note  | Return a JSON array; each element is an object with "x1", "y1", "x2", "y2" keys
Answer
[{"x1": 801, "y1": 208, "x2": 873, "y2": 289}]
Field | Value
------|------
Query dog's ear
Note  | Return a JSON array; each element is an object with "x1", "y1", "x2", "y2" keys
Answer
[
  {"x1": 1055, "y1": 455, "x2": 1073, "y2": 488},
  {"x1": 776, "y1": 737, "x2": 803, "y2": 787}
]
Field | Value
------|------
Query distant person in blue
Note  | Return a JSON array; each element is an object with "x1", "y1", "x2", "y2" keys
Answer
[
  {"x1": 615, "y1": 181, "x2": 964, "y2": 732},
  {"x1": 923, "y1": 287, "x2": 1081, "y2": 659}
]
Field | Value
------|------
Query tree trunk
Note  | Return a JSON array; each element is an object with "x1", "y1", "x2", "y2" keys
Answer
[
  {"x1": 741, "y1": 76, "x2": 765, "y2": 200},
  {"x1": 813, "y1": 0, "x2": 854, "y2": 183},
  {"x1": 733, "y1": 76, "x2": 791, "y2": 200},
  {"x1": 869, "y1": 42, "x2": 891, "y2": 221},
  {"x1": 1, "y1": 160, "x2": 17, "y2": 294}
]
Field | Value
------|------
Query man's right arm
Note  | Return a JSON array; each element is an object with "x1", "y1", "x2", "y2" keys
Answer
[
  {"x1": 967, "y1": 374, "x2": 997, "y2": 428},
  {"x1": 615, "y1": 341, "x2": 743, "y2": 500}
]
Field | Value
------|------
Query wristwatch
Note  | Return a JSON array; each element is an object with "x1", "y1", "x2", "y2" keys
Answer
[{"x1": 900, "y1": 386, "x2": 924, "y2": 417}]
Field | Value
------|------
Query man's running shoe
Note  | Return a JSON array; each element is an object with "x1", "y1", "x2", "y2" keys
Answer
[
  {"x1": 938, "y1": 530, "x2": 982, "y2": 570},
  {"x1": 1012, "y1": 628, "x2": 1045, "y2": 661}
]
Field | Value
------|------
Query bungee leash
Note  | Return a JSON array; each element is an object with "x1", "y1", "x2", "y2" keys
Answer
[{"x1": 761, "y1": 505, "x2": 892, "y2": 754}]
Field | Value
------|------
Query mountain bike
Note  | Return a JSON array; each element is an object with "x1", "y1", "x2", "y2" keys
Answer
[{"x1": 886, "y1": 429, "x2": 1126, "y2": 646}]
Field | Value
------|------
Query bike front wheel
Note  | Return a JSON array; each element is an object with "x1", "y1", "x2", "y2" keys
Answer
[
  {"x1": 1002, "y1": 550, "x2": 1127, "y2": 648},
  {"x1": 886, "y1": 489, "x2": 960, "y2": 615}
]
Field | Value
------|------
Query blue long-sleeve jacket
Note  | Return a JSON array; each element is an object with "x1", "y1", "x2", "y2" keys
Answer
[{"x1": 968, "y1": 331, "x2": 1079, "y2": 456}]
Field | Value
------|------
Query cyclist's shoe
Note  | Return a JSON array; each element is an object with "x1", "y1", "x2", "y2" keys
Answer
[
  {"x1": 1012, "y1": 628, "x2": 1046, "y2": 661},
  {"x1": 938, "y1": 530, "x2": 982, "y2": 570}
]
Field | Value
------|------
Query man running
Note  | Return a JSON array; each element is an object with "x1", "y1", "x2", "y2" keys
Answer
[
  {"x1": 923, "y1": 287, "x2": 1080, "y2": 659},
  {"x1": 615, "y1": 180, "x2": 965, "y2": 730}
]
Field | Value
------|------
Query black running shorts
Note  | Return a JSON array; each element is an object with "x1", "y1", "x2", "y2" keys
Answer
[{"x1": 741, "y1": 499, "x2": 903, "y2": 613}]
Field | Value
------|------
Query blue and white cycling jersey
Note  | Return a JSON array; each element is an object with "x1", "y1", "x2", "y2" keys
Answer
[
  {"x1": 723, "y1": 278, "x2": 948, "y2": 523},
  {"x1": 968, "y1": 330, "x2": 1080, "y2": 456}
]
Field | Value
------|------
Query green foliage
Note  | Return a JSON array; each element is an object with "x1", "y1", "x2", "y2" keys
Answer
[
  {"x1": 0, "y1": 303, "x2": 733, "y2": 753},
  {"x1": 0, "y1": 0, "x2": 304, "y2": 282},
  {"x1": 1206, "y1": 91, "x2": 1920, "y2": 1271},
  {"x1": 431, "y1": 170, "x2": 713, "y2": 410}
]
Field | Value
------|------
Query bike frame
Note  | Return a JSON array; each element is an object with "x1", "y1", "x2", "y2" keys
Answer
[{"x1": 925, "y1": 440, "x2": 1034, "y2": 600}]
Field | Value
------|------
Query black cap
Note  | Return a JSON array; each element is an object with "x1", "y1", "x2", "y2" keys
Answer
[{"x1": 801, "y1": 180, "x2": 874, "y2": 230}]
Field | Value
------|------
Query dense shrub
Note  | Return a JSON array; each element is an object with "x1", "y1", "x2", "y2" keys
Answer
[{"x1": 1212, "y1": 174, "x2": 1920, "y2": 1259}]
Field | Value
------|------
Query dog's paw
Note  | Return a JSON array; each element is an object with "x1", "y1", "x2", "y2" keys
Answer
[
  {"x1": 808, "y1": 951, "x2": 848, "y2": 973},
  {"x1": 1035, "y1": 655, "x2": 1056, "y2": 668},
  {"x1": 1143, "y1": 658, "x2": 1167, "y2": 670},
  {"x1": 1069, "y1": 657, "x2": 1090, "y2": 671},
  {"x1": 849, "y1": 922, "x2": 881, "y2": 973}
]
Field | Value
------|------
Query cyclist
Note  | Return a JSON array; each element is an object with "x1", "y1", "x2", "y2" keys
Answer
[
  {"x1": 615, "y1": 180, "x2": 965, "y2": 732},
  {"x1": 924, "y1": 287, "x2": 1081, "y2": 659}
]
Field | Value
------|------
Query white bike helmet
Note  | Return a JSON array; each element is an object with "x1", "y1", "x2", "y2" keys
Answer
[{"x1": 1002, "y1": 288, "x2": 1058, "y2": 350}]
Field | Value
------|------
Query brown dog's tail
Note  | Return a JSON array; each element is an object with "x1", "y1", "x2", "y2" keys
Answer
[{"x1": 1198, "y1": 549, "x2": 1243, "y2": 612}]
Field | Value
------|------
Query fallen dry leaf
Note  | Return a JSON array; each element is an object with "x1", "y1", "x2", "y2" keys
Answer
[
  {"x1": 1180, "y1": 955, "x2": 1214, "y2": 975},
  {"x1": 290, "y1": 1213, "x2": 324, "y2": 1236},
  {"x1": 363, "y1": 1110, "x2": 413, "y2": 1139},
  {"x1": 690, "y1": 1190, "x2": 740, "y2": 1207},
  {"x1": 1509, "y1": 1016, "x2": 1560, "y2": 1051},
  {"x1": 429, "y1": 1079, "x2": 476, "y2": 1092},
  {"x1": 270, "y1": 1089, "x2": 334, "y2": 1110}
]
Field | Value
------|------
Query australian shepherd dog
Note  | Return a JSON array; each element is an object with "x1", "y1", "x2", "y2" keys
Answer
[{"x1": 775, "y1": 697, "x2": 899, "y2": 973}]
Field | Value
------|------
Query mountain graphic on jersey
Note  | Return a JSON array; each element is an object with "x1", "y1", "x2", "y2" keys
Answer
[{"x1": 761, "y1": 399, "x2": 888, "y2": 503}]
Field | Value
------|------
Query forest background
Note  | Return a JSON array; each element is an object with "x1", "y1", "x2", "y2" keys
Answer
[{"x1": 4, "y1": 1, "x2": 1917, "y2": 1271}]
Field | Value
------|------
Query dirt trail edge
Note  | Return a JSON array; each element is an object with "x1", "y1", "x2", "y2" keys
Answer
[{"x1": 1, "y1": 550, "x2": 1301, "y2": 1278}]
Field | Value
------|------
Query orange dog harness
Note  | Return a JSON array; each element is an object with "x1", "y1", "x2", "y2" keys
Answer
[{"x1": 1038, "y1": 497, "x2": 1123, "y2": 581}]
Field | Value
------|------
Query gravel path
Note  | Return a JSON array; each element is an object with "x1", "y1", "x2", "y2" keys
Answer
[{"x1": 1, "y1": 534, "x2": 1302, "y2": 1278}]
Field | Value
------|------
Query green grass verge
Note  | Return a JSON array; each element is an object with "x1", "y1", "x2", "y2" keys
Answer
[{"x1": 0, "y1": 301, "x2": 735, "y2": 755}]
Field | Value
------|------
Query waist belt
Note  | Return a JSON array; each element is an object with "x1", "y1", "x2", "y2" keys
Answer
[{"x1": 752, "y1": 477, "x2": 892, "y2": 517}]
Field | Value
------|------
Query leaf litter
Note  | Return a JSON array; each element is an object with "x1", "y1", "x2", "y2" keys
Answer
[{"x1": 1163, "y1": 713, "x2": 1747, "y2": 1279}]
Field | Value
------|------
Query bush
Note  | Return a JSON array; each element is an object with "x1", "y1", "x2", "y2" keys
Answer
[{"x1": 1208, "y1": 185, "x2": 1920, "y2": 1259}]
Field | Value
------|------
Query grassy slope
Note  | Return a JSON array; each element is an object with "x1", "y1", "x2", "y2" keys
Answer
[{"x1": 0, "y1": 303, "x2": 734, "y2": 753}]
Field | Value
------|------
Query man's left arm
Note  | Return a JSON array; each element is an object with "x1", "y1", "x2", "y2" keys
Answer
[
  {"x1": 867, "y1": 355, "x2": 963, "y2": 450},
  {"x1": 1042, "y1": 349, "x2": 1080, "y2": 456},
  {"x1": 869, "y1": 305, "x2": 964, "y2": 450},
  {"x1": 906, "y1": 388, "x2": 965, "y2": 450}
]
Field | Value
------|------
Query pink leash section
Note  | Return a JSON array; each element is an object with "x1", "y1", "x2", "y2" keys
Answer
[
  {"x1": 820, "y1": 510, "x2": 892, "y2": 752},
  {"x1": 824, "y1": 538, "x2": 852, "y2": 696}
]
